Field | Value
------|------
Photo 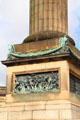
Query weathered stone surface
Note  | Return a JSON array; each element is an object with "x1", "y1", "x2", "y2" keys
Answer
[
  {"x1": 8, "y1": 111, "x2": 32, "y2": 120},
  {"x1": 0, "y1": 100, "x2": 80, "y2": 120},
  {"x1": 30, "y1": 0, "x2": 68, "y2": 35},
  {"x1": 46, "y1": 103, "x2": 71, "y2": 110},
  {"x1": 0, "y1": 112, "x2": 7, "y2": 120},
  {"x1": 33, "y1": 110, "x2": 59, "y2": 120},
  {"x1": 60, "y1": 110, "x2": 72, "y2": 119},
  {"x1": 0, "y1": 106, "x2": 24, "y2": 112},
  {"x1": 25, "y1": 104, "x2": 45, "y2": 111},
  {"x1": 7, "y1": 60, "x2": 69, "y2": 96}
]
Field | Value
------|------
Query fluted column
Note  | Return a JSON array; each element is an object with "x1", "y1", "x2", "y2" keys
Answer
[{"x1": 29, "y1": 0, "x2": 68, "y2": 35}]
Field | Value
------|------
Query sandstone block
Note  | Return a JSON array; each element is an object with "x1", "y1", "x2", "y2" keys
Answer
[
  {"x1": 25, "y1": 104, "x2": 45, "y2": 111},
  {"x1": 60, "y1": 110, "x2": 72, "y2": 119},
  {"x1": 8, "y1": 111, "x2": 32, "y2": 120},
  {"x1": 46, "y1": 103, "x2": 71, "y2": 110},
  {"x1": 33, "y1": 110, "x2": 59, "y2": 120},
  {"x1": 0, "y1": 105, "x2": 24, "y2": 112},
  {"x1": 0, "y1": 112, "x2": 7, "y2": 120}
]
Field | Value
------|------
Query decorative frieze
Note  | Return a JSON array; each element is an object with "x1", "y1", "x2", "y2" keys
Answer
[
  {"x1": 14, "y1": 71, "x2": 59, "y2": 94},
  {"x1": 70, "y1": 74, "x2": 80, "y2": 96}
]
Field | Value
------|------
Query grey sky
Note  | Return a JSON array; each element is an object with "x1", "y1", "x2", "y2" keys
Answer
[{"x1": 0, "y1": 0, "x2": 80, "y2": 86}]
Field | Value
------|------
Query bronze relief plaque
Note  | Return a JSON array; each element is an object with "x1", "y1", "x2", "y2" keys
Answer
[{"x1": 14, "y1": 71, "x2": 59, "y2": 95}]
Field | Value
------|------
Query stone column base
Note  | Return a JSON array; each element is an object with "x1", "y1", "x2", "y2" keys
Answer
[{"x1": 0, "y1": 100, "x2": 80, "y2": 120}]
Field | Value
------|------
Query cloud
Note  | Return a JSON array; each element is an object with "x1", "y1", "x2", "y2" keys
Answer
[
  {"x1": 0, "y1": 0, "x2": 29, "y2": 42},
  {"x1": 68, "y1": 0, "x2": 80, "y2": 48},
  {"x1": 0, "y1": 0, "x2": 29, "y2": 86}
]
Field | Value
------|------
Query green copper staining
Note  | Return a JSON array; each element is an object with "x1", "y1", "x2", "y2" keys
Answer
[{"x1": 14, "y1": 71, "x2": 59, "y2": 95}]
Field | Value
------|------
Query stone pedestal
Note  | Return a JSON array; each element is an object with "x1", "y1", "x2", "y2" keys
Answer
[
  {"x1": 0, "y1": 100, "x2": 80, "y2": 120},
  {"x1": 1, "y1": 58, "x2": 80, "y2": 120}
]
